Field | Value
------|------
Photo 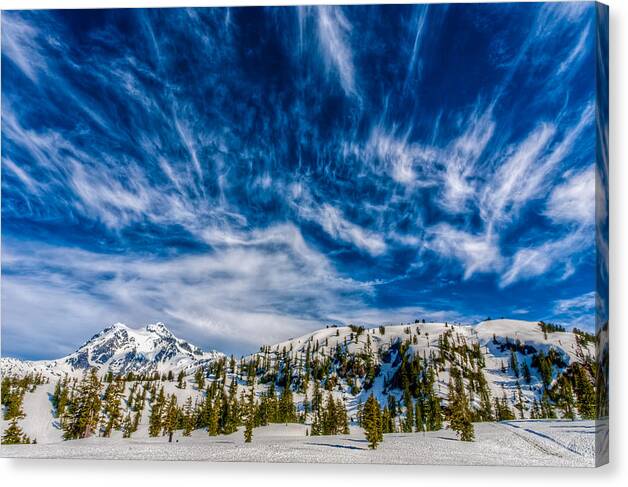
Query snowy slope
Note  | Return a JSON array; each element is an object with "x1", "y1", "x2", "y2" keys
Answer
[{"x1": 247, "y1": 319, "x2": 595, "y2": 418}]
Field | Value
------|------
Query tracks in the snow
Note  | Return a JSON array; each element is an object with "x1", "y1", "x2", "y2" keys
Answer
[{"x1": 496, "y1": 422, "x2": 581, "y2": 460}]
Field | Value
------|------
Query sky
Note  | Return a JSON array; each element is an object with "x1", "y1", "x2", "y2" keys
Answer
[{"x1": 1, "y1": 3, "x2": 605, "y2": 360}]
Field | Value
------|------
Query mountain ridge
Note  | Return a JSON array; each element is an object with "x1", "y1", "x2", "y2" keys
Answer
[
  {"x1": 0, "y1": 322, "x2": 223, "y2": 378},
  {"x1": 0, "y1": 318, "x2": 599, "y2": 447}
]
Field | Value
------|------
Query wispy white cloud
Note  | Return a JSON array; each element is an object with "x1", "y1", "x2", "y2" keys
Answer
[
  {"x1": 551, "y1": 290, "x2": 596, "y2": 330},
  {"x1": 557, "y1": 25, "x2": 590, "y2": 75},
  {"x1": 359, "y1": 126, "x2": 438, "y2": 186},
  {"x1": 428, "y1": 224, "x2": 503, "y2": 279},
  {"x1": 291, "y1": 188, "x2": 387, "y2": 256},
  {"x1": 500, "y1": 230, "x2": 591, "y2": 287},
  {"x1": 0, "y1": 15, "x2": 49, "y2": 83},
  {"x1": 318, "y1": 204, "x2": 387, "y2": 256},
  {"x1": 553, "y1": 291, "x2": 595, "y2": 315},
  {"x1": 2, "y1": 158, "x2": 40, "y2": 194},
  {"x1": 316, "y1": 6, "x2": 358, "y2": 97},
  {"x1": 480, "y1": 123, "x2": 555, "y2": 227},
  {"x1": 439, "y1": 105, "x2": 495, "y2": 213},
  {"x1": 403, "y1": 5, "x2": 429, "y2": 90},
  {"x1": 545, "y1": 165, "x2": 595, "y2": 225}
]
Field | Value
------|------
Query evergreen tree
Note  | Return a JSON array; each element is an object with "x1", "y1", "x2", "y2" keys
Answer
[
  {"x1": 414, "y1": 397, "x2": 425, "y2": 433},
  {"x1": 476, "y1": 370, "x2": 494, "y2": 422},
  {"x1": 3, "y1": 389, "x2": 25, "y2": 420},
  {"x1": 162, "y1": 394, "x2": 179, "y2": 442},
  {"x1": 149, "y1": 386, "x2": 166, "y2": 437},
  {"x1": 122, "y1": 413, "x2": 136, "y2": 438},
  {"x1": 321, "y1": 393, "x2": 337, "y2": 435},
  {"x1": 362, "y1": 394, "x2": 383, "y2": 450},
  {"x1": 540, "y1": 390, "x2": 556, "y2": 419},
  {"x1": 278, "y1": 386, "x2": 296, "y2": 423},
  {"x1": 510, "y1": 351, "x2": 520, "y2": 378},
  {"x1": 176, "y1": 370, "x2": 186, "y2": 389},
  {"x1": 208, "y1": 394, "x2": 221, "y2": 436},
  {"x1": 494, "y1": 392, "x2": 516, "y2": 421},
  {"x1": 429, "y1": 394, "x2": 443, "y2": 431},
  {"x1": 244, "y1": 384, "x2": 255, "y2": 443},
  {"x1": 448, "y1": 369, "x2": 474, "y2": 441},
  {"x1": 182, "y1": 396, "x2": 195, "y2": 436},
  {"x1": 514, "y1": 382, "x2": 526, "y2": 419},
  {"x1": 522, "y1": 361, "x2": 532, "y2": 384},
  {"x1": 101, "y1": 378, "x2": 124, "y2": 437},
  {"x1": 402, "y1": 390, "x2": 414, "y2": 433},
  {"x1": 1, "y1": 418, "x2": 31, "y2": 444},
  {"x1": 381, "y1": 407, "x2": 395, "y2": 433},
  {"x1": 194, "y1": 367, "x2": 206, "y2": 391},
  {"x1": 573, "y1": 364, "x2": 596, "y2": 419},
  {"x1": 222, "y1": 378, "x2": 240, "y2": 434},
  {"x1": 556, "y1": 375, "x2": 576, "y2": 420},
  {"x1": 52, "y1": 376, "x2": 70, "y2": 418},
  {"x1": 63, "y1": 369, "x2": 102, "y2": 440},
  {"x1": 337, "y1": 398, "x2": 350, "y2": 434}
]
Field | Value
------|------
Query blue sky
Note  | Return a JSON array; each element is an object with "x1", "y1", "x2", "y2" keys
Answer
[{"x1": 1, "y1": 3, "x2": 602, "y2": 359}]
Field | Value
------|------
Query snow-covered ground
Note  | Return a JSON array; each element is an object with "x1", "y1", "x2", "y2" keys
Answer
[{"x1": 0, "y1": 420, "x2": 598, "y2": 467}]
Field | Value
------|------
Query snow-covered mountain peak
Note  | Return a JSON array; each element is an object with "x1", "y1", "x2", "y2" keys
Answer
[
  {"x1": 1, "y1": 322, "x2": 224, "y2": 378},
  {"x1": 145, "y1": 322, "x2": 171, "y2": 336},
  {"x1": 107, "y1": 322, "x2": 130, "y2": 332}
]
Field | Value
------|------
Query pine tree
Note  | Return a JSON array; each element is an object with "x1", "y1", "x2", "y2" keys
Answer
[
  {"x1": 122, "y1": 413, "x2": 135, "y2": 438},
  {"x1": 522, "y1": 361, "x2": 532, "y2": 384},
  {"x1": 182, "y1": 396, "x2": 195, "y2": 436},
  {"x1": 176, "y1": 370, "x2": 186, "y2": 389},
  {"x1": 476, "y1": 369, "x2": 494, "y2": 422},
  {"x1": 494, "y1": 392, "x2": 516, "y2": 421},
  {"x1": 194, "y1": 367, "x2": 205, "y2": 391},
  {"x1": 448, "y1": 369, "x2": 474, "y2": 441},
  {"x1": 382, "y1": 407, "x2": 395, "y2": 433},
  {"x1": 337, "y1": 398, "x2": 350, "y2": 434},
  {"x1": 278, "y1": 386, "x2": 296, "y2": 423},
  {"x1": 149, "y1": 386, "x2": 166, "y2": 437},
  {"x1": 221, "y1": 379, "x2": 240, "y2": 434},
  {"x1": 3, "y1": 386, "x2": 25, "y2": 420},
  {"x1": 402, "y1": 389, "x2": 414, "y2": 433},
  {"x1": 208, "y1": 394, "x2": 221, "y2": 436},
  {"x1": 1, "y1": 418, "x2": 31, "y2": 444},
  {"x1": 556, "y1": 375, "x2": 576, "y2": 420},
  {"x1": 362, "y1": 394, "x2": 383, "y2": 449},
  {"x1": 310, "y1": 389, "x2": 323, "y2": 436},
  {"x1": 322, "y1": 393, "x2": 336, "y2": 435},
  {"x1": 540, "y1": 390, "x2": 556, "y2": 419},
  {"x1": 244, "y1": 384, "x2": 255, "y2": 443},
  {"x1": 101, "y1": 378, "x2": 124, "y2": 437},
  {"x1": 573, "y1": 364, "x2": 596, "y2": 419},
  {"x1": 63, "y1": 369, "x2": 102, "y2": 440},
  {"x1": 510, "y1": 351, "x2": 520, "y2": 378},
  {"x1": 429, "y1": 394, "x2": 443, "y2": 431},
  {"x1": 514, "y1": 382, "x2": 526, "y2": 419},
  {"x1": 414, "y1": 397, "x2": 425, "y2": 433},
  {"x1": 52, "y1": 376, "x2": 70, "y2": 418},
  {"x1": 162, "y1": 394, "x2": 179, "y2": 441}
]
